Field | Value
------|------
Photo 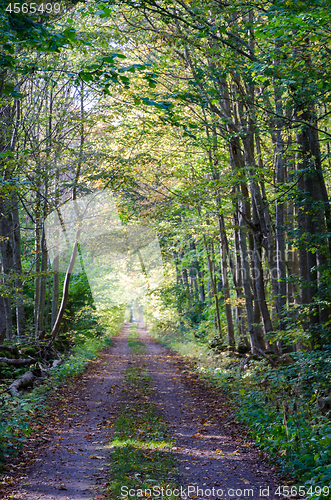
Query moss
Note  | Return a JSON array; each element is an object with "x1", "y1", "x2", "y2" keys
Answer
[
  {"x1": 0, "y1": 351, "x2": 10, "y2": 359},
  {"x1": 20, "y1": 347, "x2": 39, "y2": 358},
  {"x1": 2, "y1": 345, "x2": 19, "y2": 356}
]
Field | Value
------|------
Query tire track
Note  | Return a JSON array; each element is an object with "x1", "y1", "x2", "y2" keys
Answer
[
  {"x1": 138, "y1": 325, "x2": 280, "y2": 500},
  {"x1": 5, "y1": 325, "x2": 131, "y2": 500}
]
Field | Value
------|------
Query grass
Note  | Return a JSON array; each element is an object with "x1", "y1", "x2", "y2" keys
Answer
[
  {"x1": 127, "y1": 323, "x2": 147, "y2": 354},
  {"x1": 108, "y1": 327, "x2": 179, "y2": 499}
]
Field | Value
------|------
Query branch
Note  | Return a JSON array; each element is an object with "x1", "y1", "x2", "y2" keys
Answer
[
  {"x1": 253, "y1": 346, "x2": 277, "y2": 368},
  {"x1": 9, "y1": 371, "x2": 35, "y2": 397},
  {"x1": 0, "y1": 357, "x2": 35, "y2": 366}
]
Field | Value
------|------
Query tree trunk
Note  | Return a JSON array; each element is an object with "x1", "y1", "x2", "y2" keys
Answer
[
  {"x1": 34, "y1": 194, "x2": 41, "y2": 332},
  {"x1": 204, "y1": 238, "x2": 223, "y2": 339},
  {"x1": 296, "y1": 113, "x2": 328, "y2": 341},
  {"x1": 51, "y1": 256, "x2": 59, "y2": 329},
  {"x1": 36, "y1": 226, "x2": 47, "y2": 334},
  {"x1": 0, "y1": 357, "x2": 35, "y2": 366},
  {"x1": 191, "y1": 240, "x2": 205, "y2": 303},
  {"x1": 236, "y1": 92, "x2": 273, "y2": 340},
  {"x1": 0, "y1": 198, "x2": 14, "y2": 340},
  {"x1": 9, "y1": 371, "x2": 35, "y2": 397},
  {"x1": 0, "y1": 88, "x2": 16, "y2": 340},
  {"x1": 51, "y1": 230, "x2": 80, "y2": 340},
  {"x1": 274, "y1": 112, "x2": 287, "y2": 329},
  {"x1": 234, "y1": 208, "x2": 249, "y2": 346},
  {"x1": 0, "y1": 296, "x2": 6, "y2": 343},
  {"x1": 12, "y1": 201, "x2": 24, "y2": 337},
  {"x1": 217, "y1": 211, "x2": 235, "y2": 347}
]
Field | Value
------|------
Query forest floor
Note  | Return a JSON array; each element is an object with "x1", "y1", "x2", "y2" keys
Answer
[{"x1": 1, "y1": 324, "x2": 284, "y2": 500}]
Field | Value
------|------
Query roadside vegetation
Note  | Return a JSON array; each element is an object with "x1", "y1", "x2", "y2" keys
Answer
[
  {"x1": 146, "y1": 286, "x2": 331, "y2": 499},
  {"x1": 0, "y1": 282, "x2": 124, "y2": 471}
]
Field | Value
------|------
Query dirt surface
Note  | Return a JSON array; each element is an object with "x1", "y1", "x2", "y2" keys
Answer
[
  {"x1": 1, "y1": 325, "x2": 131, "y2": 500},
  {"x1": 1, "y1": 324, "x2": 283, "y2": 500},
  {"x1": 141, "y1": 326, "x2": 280, "y2": 499}
]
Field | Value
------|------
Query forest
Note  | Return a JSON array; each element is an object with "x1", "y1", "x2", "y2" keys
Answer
[{"x1": 1, "y1": 0, "x2": 331, "y2": 498}]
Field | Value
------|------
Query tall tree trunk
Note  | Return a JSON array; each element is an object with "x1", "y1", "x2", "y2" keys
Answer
[
  {"x1": 12, "y1": 200, "x2": 24, "y2": 337},
  {"x1": 234, "y1": 208, "x2": 249, "y2": 346},
  {"x1": 204, "y1": 238, "x2": 223, "y2": 339},
  {"x1": 296, "y1": 112, "x2": 329, "y2": 343},
  {"x1": 51, "y1": 256, "x2": 59, "y2": 329},
  {"x1": 217, "y1": 211, "x2": 235, "y2": 347},
  {"x1": 239, "y1": 115, "x2": 274, "y2": 338},
  {"x1": 172, "y1": 250, "x2": 182, "y2": 286},
  {"x1": 36, "y1": 226, "x2": 47, "y2": 334},
  {"x1": 0, "y1": 83, "x2": 17, "y2": 339},
  {"x1": 191, "y1": 239, "x2": 205, "y2": 303},
  {"x1": 51, "y1": 232, "x2": 80, "y2": 340},
  {"x1": 274, "y1": 88, "x2": 287, "y2": 331},
  {"x1": 238, "y1": 208, "x2": 264, "y2": 351},
  {"x1": 34, "y1": 193, "x2": 41, "y2": 331},
  {"x1": 226, "y1": 104, "x2": 259, "y2": 350},
  {"x1": 0, "y1": 198, "x2": 14, "y2": 339},
  {"x1": 0, "y1": 296, "x2": 6, "y2": 343}
]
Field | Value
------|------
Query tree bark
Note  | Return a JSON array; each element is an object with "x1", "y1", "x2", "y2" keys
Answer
[
  {"x1": 12, "y1": 200, "x2": 24, "y2": 337},
  {"x1": 233, "y1": 209, "x2": 248, "y2": 346},
  {"x1": 34, "y1": 193, "x2": 41, "y2": 332},
  {"x1": 217, "y1": 211, "x2": 235, "y2": 347},
  {"x1": 51, "y1": 230, "x2": 80, "y2": 340},
  {"x1": 9, "y1": 370, "x2": 35, "y2": 397},
  {"x1": 36, "y1": 226, "x2": 47, "y2": 334},
  {"x1": 0, "y1": 357, "x2": 35, "y2": 366},
  {"x1": 204, "y1": 237, "x2": 223, "y2": 339},
  {"x1": 191, "y1": 239, "x2": 205, "y2": 303},
  {"x1": 0, "y1": 198, "x2": 14, "y2": 340},
  {"x1": 274, "y1": 117, "x2": 287, "y2": 329},
  {"x1": 0, "y1": 296, "x2": 6, "y2": 343}
]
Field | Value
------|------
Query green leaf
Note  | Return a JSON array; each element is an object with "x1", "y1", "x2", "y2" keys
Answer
[
  {"x1": 103, "y1": 54, "x2": 126, "y2": 64},
  {"x1": 63, "y1": 28, "x2": 76, "y2": 41}
]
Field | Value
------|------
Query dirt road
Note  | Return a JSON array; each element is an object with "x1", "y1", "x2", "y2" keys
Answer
[{"x1": 2, "y1": 324, "x2": 281, "y2": 500}]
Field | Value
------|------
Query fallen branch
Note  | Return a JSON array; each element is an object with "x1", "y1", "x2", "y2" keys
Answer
[
  {"x1": 253, "y1": 347, "x2": 277, "y2": 368},
  {"x1": 51, "y1": 359, "x2": 63, "y2": 369},
  {"x1": 0, "y1": 357, "x2": 35, "y2": 366},
  {"x1": 9, "y1": 371, "x2": 35, "y2": 397}
]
